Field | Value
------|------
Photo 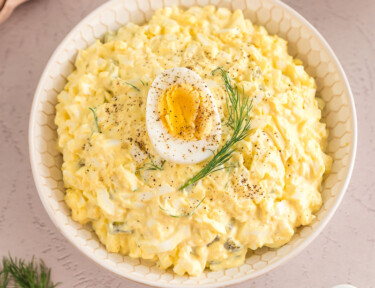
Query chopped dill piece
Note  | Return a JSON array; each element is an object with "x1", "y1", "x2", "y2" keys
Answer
[
  {"x1": 136, "y1": 155, "x2": 166, "y2": 172},
  {"x1": 89, "y1": 107, "x2": 100, "y2": 133},
  {"x1": 122, "y1": 80, "x2": 140, "y2": 91},
  {"x1": 136, "y1": 155, "x2": 166, "y2": 183},
  {"x1": 108, "y1": 222, "x2": 133, "y2": 234}
]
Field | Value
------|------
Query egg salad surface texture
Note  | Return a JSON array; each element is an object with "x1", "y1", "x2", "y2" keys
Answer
[{"x1": 55, "y1": 6, "x2": 332, "y2": 276}]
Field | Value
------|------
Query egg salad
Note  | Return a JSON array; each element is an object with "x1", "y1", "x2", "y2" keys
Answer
[{"x1": 55, "y1": 6, "x2": 332, "y2": 276}]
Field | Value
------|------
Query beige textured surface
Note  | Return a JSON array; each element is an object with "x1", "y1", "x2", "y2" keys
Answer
[{"x1": 0, "y1": 0, "x2": 372, "y2": 287}]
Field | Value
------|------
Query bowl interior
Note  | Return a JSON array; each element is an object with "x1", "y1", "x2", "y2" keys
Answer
[{"x1": 29, "y1": 0, "x2": 356, "y2": 287}]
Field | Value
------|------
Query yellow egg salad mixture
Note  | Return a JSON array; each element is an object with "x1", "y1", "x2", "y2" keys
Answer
[{"x1": 55, "y1": 6, "x2": 332, "y2": 275}]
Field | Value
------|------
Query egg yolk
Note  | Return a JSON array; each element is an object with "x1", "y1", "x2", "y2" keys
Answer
[{"x1": 159, "y1": 83, "x2": 213, "y2": 140}]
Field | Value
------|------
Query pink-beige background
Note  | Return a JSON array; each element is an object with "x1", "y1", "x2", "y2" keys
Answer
[{"x1": 0, "y1": 0, "x2": 374, "y2": 287}]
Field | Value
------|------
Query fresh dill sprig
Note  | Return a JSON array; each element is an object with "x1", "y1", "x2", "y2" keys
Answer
[
  {"x1": 179, "y1": 67, "x2": 253, "y2": 190},
  {"x1": 136, "y1": 155, "x2": 166, "y2": 172},
  {"x1": 0, "y1": 254, "x2": 60, "y2": 288},
  {"x1": 159, "y1": 196, "x2": 206, "y2": 218},
  {"x1": 120, "y1": 80, "x2": 140, "y2": 92},
  {"x1": 89, "y1": 107, "x2": 100, "y2": 133},
  {"x1": 0, "y1": 260, "x2": 10, "y2": 288},
  {"x1": 140, "y1": 80, "x2": 148, "y2": 87}
]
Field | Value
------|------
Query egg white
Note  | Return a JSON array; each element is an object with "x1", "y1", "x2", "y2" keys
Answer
[{"x1": 146, "y1": 67, "x2": 222, "y2": 164}]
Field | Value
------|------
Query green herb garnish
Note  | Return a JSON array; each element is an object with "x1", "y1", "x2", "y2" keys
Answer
[
  {"x1": 89, "y1": 107, "x2": 100, "y2": 133},
  {"x1": 179, "y1": 67, "x2": 253, "y2": 190},
  {"x1": 122, "y1": 80, "x2": 140, "y2": 92},
  {"x1": 159, "y1": 196, "x2": 206, "y2": 218},
  {"x1": 140, "y1": 80, "x2": 148, "y2": 87},
  {"x1": 0, "y1": 254, "x2": 60, "y2": 288},
  {"x1": 108, "y1": 222, "x2": 133, "y2": 235},
  {"x1": 137, "y1": 155, "x2": 166, "y2": 172}
]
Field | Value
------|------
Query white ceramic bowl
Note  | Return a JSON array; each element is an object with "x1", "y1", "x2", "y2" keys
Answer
[{"x1": 29, "y1": 0, "x2": 357, "y2": 287}]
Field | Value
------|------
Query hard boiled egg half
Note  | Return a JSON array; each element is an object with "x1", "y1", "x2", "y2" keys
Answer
[{"x1": 146, "y1": 67, "x2": 221, "y2": 164}]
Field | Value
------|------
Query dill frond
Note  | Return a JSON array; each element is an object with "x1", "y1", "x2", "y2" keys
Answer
[
  {"x1": 0, "y1": 254, "x2": 60, "y2": 288},
  {"x1": 179, "y1": 67, "x2": 253, "y2": 190},
  {"x1": 136, "y1": 155, "x2": 166, "y2": 172},
  {"x1": 136, "y1": 155, "x2": 166, "y2": 183}
]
